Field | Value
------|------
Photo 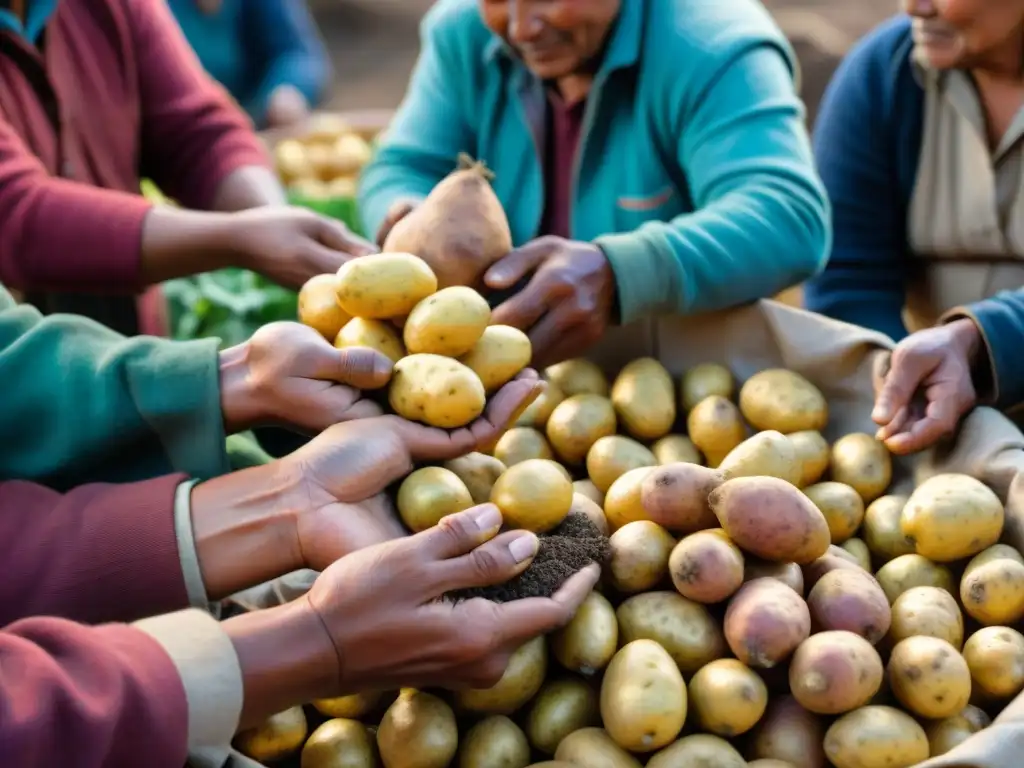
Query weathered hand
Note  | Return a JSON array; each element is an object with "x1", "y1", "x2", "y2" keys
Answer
[{"x1": 485, "y1": 236, "x2": 616, "y2": 367}]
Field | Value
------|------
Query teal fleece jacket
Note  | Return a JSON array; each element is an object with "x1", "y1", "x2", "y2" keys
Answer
[{"x1": 359, "y1": 0, "x2": 830, "y2": 324}]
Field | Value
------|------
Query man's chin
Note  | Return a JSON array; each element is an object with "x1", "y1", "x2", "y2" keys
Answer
[{"x1": 522, "y1": 56, "x2": 577, "y2": 82}]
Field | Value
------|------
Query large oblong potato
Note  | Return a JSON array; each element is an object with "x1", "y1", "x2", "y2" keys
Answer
[
  {"x1": 739, "y1": 369, "x2": 828, "y2": 434},
  {"x1": 610, "y1": 357, "x2": 676, "y2": 440},
  {"x1": 901, "y1": 473, "x2": 1004, "y2": 562},
  {"x1": 824, "y1": 706, "x2": 928, "y2": 768},
  {"x1": 788, "y1": 430, "x2": 830, "y2": 487},
  {"x1": 545, "y1": 358, "x2": 609, "y2": 397},
  {"x1": 455, "y1": 636, "x2": 547, "y2": 714},
  {"x1": 687, "y1": 395, "x2": 746, "y2": 467},
  {"x1": 335, "y1": 317, "x2": 405, "y2": 362},
  {"x1": 586, "y1": 435, "x2": 657, "y2": 493},
  {"x1": 616, "y1": 591, "x2": 727, "y2": 674},
  {"x1": 298, "y1": 273, "x2": 350, "y2": 340},
  {"x1": 460, "y1": 325, "x2": 532, "y2": 392},
  {"x1": 546, "y1": 394, "x2": 617, "y2": 465},
  {"x1": 402, "y1": 286, "x2": 490, "y2": 357},
  {"x1": 336, "y1": 251, "x2": 438, "y2": 319},
  {"x1": 389, "y1": 353, "x2": 486, "y2": 428},
  {"x1": 718, "y1": 430, "x2": 802, "y2": 485}
]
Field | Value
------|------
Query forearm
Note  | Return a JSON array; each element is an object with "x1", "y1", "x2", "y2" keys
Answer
[
  {"x1": 139, "y1": 206, "x2": 246, "y2": 284},
  {"x1": 210, "y1": 166, "x2": 288, "y2": 212}
]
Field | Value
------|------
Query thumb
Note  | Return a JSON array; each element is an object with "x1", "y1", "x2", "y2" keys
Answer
[
  {"x1": 872, "y1": 347, "x2": 933, "y2": 425},
  {"x1": 315, "y1": 346, "x2": 394, "y2": 389},
  {"x1": 484, "y1": 240, "x2": 553, "y2": 289}
]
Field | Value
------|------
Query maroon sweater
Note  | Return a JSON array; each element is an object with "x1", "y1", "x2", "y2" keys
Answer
[{"x1": 0, "y1": 0, "x2": 269, "y2": 334}]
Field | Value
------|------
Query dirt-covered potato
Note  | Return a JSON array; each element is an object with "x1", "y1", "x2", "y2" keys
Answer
[
  {"x1": 389, "y1": 353, "x2": 486, "y2": 428},
  {"x1": 789, "y1": 631, "x2": 883, "y2": 714},
  {"x1": 586, "y1": 435, "x2": 657, "y2": 493},
  {"x1": 738, "y1": 369, "x2": 828, "y2": 434},
  {"x1": 829, "y1": 433, "x2": 892, "y2": 503},
  {"x1": 610, "y1": 357, "x2": 676, "y2": 440},
  {"x1": 460, "y1": 325, "x2": 532, "y2": 392},
  {"x1": 803, "y1": 482, "x2": 865, "y2": 544},
  {"x1": 546, "y1": 393, "x2": 617, "y2": 464},
  {"x1": 336, "y1": 252, "x2": 438, "y2": 319},
  {"x1": 403, "y1": 286, "x2": 490, "y2": 356},
  {"x1": 724, "y1": 578, "x2": 811, "y2": 668},
  {"x1": 687, "y1": 395, "x2": 747, "y2": 467},
  {"x1": 616, "y1": 591, "x2": 727, "y2": 674},
  {"x1": 570, "y1": 492, "x2": 609, "y2": 536},
  {"x1": 669, "y1": 530, "x2": 745, "y2": 604},
  {"x1": 335, "y1": 317, "x2": 406, "y2": 362},
  {"x1": 887, "y1": 636, "x2": 971, "y2": 719},
  {"x1": 824, "y1": 706, "x2": 928, "y2": 768},
  {"x1": 688, "y1": 658, "x2": 768, "y2": 736}
]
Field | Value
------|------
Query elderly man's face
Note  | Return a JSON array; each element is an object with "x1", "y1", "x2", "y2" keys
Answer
[
  {"x1": 480, "y1": 0, "x2": 621, "y2": 81},
  {"x1": 902, "y1": 0, "x2": 1024, "y2": 70}
]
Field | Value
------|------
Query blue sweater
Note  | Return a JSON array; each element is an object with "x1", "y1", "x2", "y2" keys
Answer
[
  {"x1": 167, "y1": 0, "x2": 330, "y2": 129},
  {"x1": 806, "y1": 15, "x2": 1024, "y2": 410}
]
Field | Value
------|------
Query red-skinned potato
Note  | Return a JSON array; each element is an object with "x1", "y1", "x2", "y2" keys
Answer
[{"x1": 724, "y1": 578, "x2": 811, "y2": 668}]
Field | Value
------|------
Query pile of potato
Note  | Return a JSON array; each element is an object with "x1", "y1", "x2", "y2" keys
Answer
[
  {"x1": 272, "y1": 114, "x2": 375, "y2": 200},
  {"x1": 245, "y1": 309, "x2": 1024, "y2": 767}
]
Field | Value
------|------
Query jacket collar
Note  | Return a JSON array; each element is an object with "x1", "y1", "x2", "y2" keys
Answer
[{"x1": 0, "y1": 0, "x2": 59, "y2": 44}]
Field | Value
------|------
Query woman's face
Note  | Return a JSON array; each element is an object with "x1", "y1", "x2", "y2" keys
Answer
[
  {"x1": 903, "y1": 0, "x2": 1024, "y2": 70},
  {"x1": 480, "y1": 0, "x2": 621, "y2": 81}
]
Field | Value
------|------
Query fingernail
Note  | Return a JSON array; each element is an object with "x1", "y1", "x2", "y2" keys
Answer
[
  {"x1": 509, "y1": 533, "x2": 539, "y2": 563},
  {"x1": 373, "y1": 355, "x2": 394, "y2": 378},
  {"x1": 472, "y1": 504, "x2": 502, "y2": 531}
]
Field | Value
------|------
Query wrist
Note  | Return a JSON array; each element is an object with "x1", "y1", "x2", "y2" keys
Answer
[
  {"x1": 947, "y1": 317, "x2": 983, "y2": 362},
  {"x1": 218, "y1": 341, "x2": 260, "y2": 434},
  {"x1": 190, "y1": 463, "x2": 307, "y2": 600},
  {"x1": 224, "y1": 596, "x2": 339, "y2": 729}
]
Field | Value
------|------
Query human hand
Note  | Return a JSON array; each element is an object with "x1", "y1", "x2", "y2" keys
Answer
[
  {"x1": 375, "y1": 197, "x2": 421, "y2": 246},
  {"x1": 871, "y1": 318, "x2": 982, "y2": 454},
  {"x1": 265, "y1": 85, "x2": 310, "y2": 129},
  {"x1": 485, "y1": 236, "x2": 616, "y2": 367},
  {"x1": 218, "y1": 321, "x2": 393, "y2": 435},
  {"x1": 229, "y1": 206, "x2": 377, "y2": 289}
]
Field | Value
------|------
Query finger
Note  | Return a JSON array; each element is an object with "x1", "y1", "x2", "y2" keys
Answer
[
  {"x1": 871, "y1": 348, "x2": 934, "y2": 426},
  {"x1": 490, "y1": 273, "x2": 555, "y2": 330},
  {"x1": 883, "y1": 386, "x2": 965, "y2": 455},
  {"x1": 310, "y1": 346, "x2": 394, "y2": 390},
  {"x1": 316, "y1": 217, "x2": 379, "y2": 258},
  {"x1": 484, "y1": 240, "x2": 553, "y2": 290},
  {"x1": 376, "y1": 201, "x2": 417, "y2": 246},
  {"x1": 432, "y1": 530, "x2": 540, "y2": 590},
  {"x1": 489, "y1": 563, "x2": 601, "y2": 645},
  {"x1": 411, "y1": 504, "x2": 504, "y2": 560},
  {"x1": 875, "y1": 404, "x2": 911, "y2": 442}
]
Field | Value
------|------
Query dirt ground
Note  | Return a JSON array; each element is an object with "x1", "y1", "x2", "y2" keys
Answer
[{"x1": 311, "y1": 0, "x2": 899, "y2": 123}]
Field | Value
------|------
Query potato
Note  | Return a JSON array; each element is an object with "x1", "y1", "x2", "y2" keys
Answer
[
  {"x1": 443, "y1": 453, "x2": 506, "y2": 505},
  {"x1": 573, "y1": 479, "x2": 605, "y2": 507},
  {"x1": 551, "y1": 591, "x2": 618, "y2": 675},
  {"x1": 546, "y1": 394, "x2": 617, "y2": 464},
  {"x1": 802, "y1": 482, "x2": 864, "y2": 544},
  {"x1": 378, "y1": 690, "x2": 457, "y2": 768},
  {"x1": 389, "y1": 354, "x2": 486, "y2": 428},
  {"x1": 312, "y1": 691, "x2": 382, "y2": 720},
  {"x1": 890, "y1": 586, "x2": 964, "y2": 649},
  {"x1": 460, "y1": 325, "x2": 532, "y2": 392},
  {"x1": 687, "y1": 395, "x2": 746, "y2": 466},
  {"x1": 490, "y1": 458, "x2": 573, "y2": 533},
  {"x1": 710, "y1": 476, "x2": 830, "y2": 564},
  {"x1": 603, "y1": 467, "x2": 654, "y2": 531},
  {"x1": 335, "y1": 317, "x2": 405, "y2": 363},
  {"x1": 235, "y1": 707, "x2": 308, "y2": 762},
  {"x1": 600, "y1": 640, "x2": 686, "y2": 753},
  {"x1": 553, "y1": 728, "x2": 641, "y2": 768},
  {"x1": 802, "y1": 545, "x2": 867, "y2": 591},
  {"x1": 962, "y1": 625, "x2": 1024, "y2": 699},
  {"x1": 545, "y1": 358, "x2": 609, "y2": 396},
  {"x1": 616, "y1": 591, "x2": 727, "y2": 673},
  {"x1": 862, "y1": 495, "x2": 914, "y2": 562},
  {"x1": 331, "y1": 133, "x2": 373, "y2": 174},
  {"x1": 298, "y1": 273, "x2": 351, "y2": 340},
  {"x1": 570, "y1": 492, "x2": 609, "y2": 536},
  {"x1": 525, "y1": 678, "x2": 599, "y2": 755},
  {"x1": 745, "y1": 560, "x2": 805, "y2": 595},
  {"x1": 275, "y1": 138, "x2": 313, "y2": 182},
  {"x1": 807, "y1": 568, "x2": 891, "y2": 644},
  {"x1": 397, "y1": 467, "x2": 474, "y2": 533},
  {"x1": 300, "y1": 718, "x2": 376, "y2": 768},
  {"x1": 925, "y1": 706, "x2": 991, "y2": 757},
  {"x1": 650, "y1": 434, "x2": 702, "y2": 465},
  {"x1": 458, "y1": 715, "x2": 530, "y2": 768},
  {"x1": 738, "y1": 369, "x2": 828, "y2": 434},
  {"x1": 829, "y1": 433, "x2": 892, "y2": 503},
  {"x1": 748, "y1": 696, "x2": 827, "y2": 768},
  {"x1": 888, "y1": 636, "x2": 971, "y2": 718},
  {"x1": 586, "y1": 435, "x2": 657, "y2": 493},
  {"x1": 493, "y1": 427, "x2": 554, "y2": 466},
  {"x1": 789, "y1": 631, "x2": 883, "y2": 714},
  {"x1": 839, "y1": 537, "x2": 872, "y2": 570},
  {"x1": 824, "y1": 706, "x2": 928, "y2": 768},
  {"x1": 748, "y1": 762, "x2": 799, "y2": 768},
  {"x1": 456, "y1": 636, "x2": 547, "y2": 714},
  {"x1": 647, "y1": 734, "x2": 746, "y2": 768},
  {"x1": 681, "y1": 363, "x2": 735, "y2": 412},
  {"x1": 788, "y1": 430, "x2": 830, "y2": 487},
  {"x1": 668, "y1": 530, "x2": 744, "y2": 603},
  {"x1": 639, "y1": 462, "x2": 722, "y2": 533},
  {"x1": 688, "y1": 658, "x2": 767, "y2": 736},
  {"x1": 902, "y1": 473, "x2": 1004, "y2": 562},
  {"x1": 724, "y1": 578, "x2": 811, "y2": 668},
  {"x1": 875, "y1": 553, "x2": 955, "y2": 604},
  {"x1": 402, "y1": 286, "x2": 490, "y2": 357},
  {"x1": 960, "y1": 557, "x2": 1024, "y2": 625},
  {"x1": 516, "y1": 383, "x2": 565, "y2": 428},
  {"x1": 610, "y1": 357, "x2": 676, "y2": 440},
  {"x1": 336, "y1": 252, "x2": 437, "y2": 319},
  {"x1": 718, "y1": 430, "x2": 802, "y2": 486},
  {"x1": 607, "y1": 520, "x2": 674, "y2": 593}
]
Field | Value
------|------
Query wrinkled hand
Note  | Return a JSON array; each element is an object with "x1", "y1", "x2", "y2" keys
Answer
[
  {"x1": 219, "y1": 322, "x2": 393, "y2": 435},
  {"x1": 231, "y1": 206, "x2": 378, "y2": 289},
  {"x1": 486, "y1": 236, "x2": 616, "y2": 367},
  {"x1": 872, "y1": 318, "x2": 982, "y2": 454},
  {"x1": 287, "y1": 371, "x2": 543, "y2": 569},
  {"x1": 265, "y1": 84, "x2": 310, "y2": 129},
  {"x1": 375, "y1": 198, "x2": 421, "y2": 246},
  {"x1": 306, "y1": 504, "x2": 601, "y2": 692}
]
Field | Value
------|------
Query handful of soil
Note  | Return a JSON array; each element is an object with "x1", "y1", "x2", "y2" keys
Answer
[{"x1": 446, "y1": 512, "x2": 610, "y2": 603}]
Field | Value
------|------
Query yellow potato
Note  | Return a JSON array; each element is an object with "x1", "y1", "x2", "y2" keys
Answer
[
  {"x1": 610, "y1": 357, "x2": 676, "y2": 440},
  {"x1": 458, "y1": 716, "x2": 530, "y2": 768},
  {"x1": 889, "y1": 586, "x2": 964, "y2": 649},
  {"x1": 688, "y1": 658, "x2": 768, "y2": 736},
  {"x1": 377, "y1": 690, "x2": 457, "y2": 768},
  {"x1": 840, "y1": 537, "x2": 872, "y2": 571},
  {"x1": 681, "y1": 363, "x2": 735, "y2": 412},
  {"x1": 962, "y1": 625, "x2": 1024, "y2": 699},
  {"x1": 608, "y1": 520, "x2": 674, "y2": 593},
  {"x1": 303, "y1": 114, "x2": 351, "y2": 143},
  {"x1": 739, "y1": 369, "x2": 828, "y2": 434},
  {"x1": 586, "y1": 435, "x2": 657, "y2": 493},
  {"x1": 600, "y1": 640, "x2": 687, "y2": 753},
  {"x1": 570, "y1": 492, "x2": 609, "y2": 535},
  {"x1": 325, "y1": 175, "x2": 358, "y2": 197},
  {"x1": 235, "y1": 707, "x2": 308, "y2": 763},
  {"x1": 862, "y1": 495, "x2": 914, "y2": 562},
  {"x1": 787, "y1": 430, "x2": 830, "y2": 487},
  {"x1": 572, "y1": 479, "x2": 605, "y2": 507},
  {"x1": 925, "y1": 706, "x2": 990, "y2": 757},
  {"x1": 298, "y1": 273, "x2": 351, "y2": 340},
  {"x1": 274, "y1": 138, "x2": 314, "y2": 183},
  {"x1": 803, "y1": 482, "x2": 865, "y2": 544},
  {"x1": 460, "y1": 325, "x2": 532, "y2": 392},
  {"x1": 300, "y1": 718, "x2": 377, "y2": 768},
  {"x1": 647, "y1": 735, "x2": 746, "y2": 768},
  {"x1": 402, "y1": 286, "x2": 490, "y2": 357},
  {"x1": 749, "y1": 696, "x2": 827, "y2": 768},
  {"x1": 389, "y1": 354, "x2": 486, "y2": 428},
  {"x1": 616, "y1": 591, "x2": 727, "y2": 674},
  {"x1": 603, "y1": 466, "x2": 655, "y2": 531},
  {"x1": 902, "y1": 473, "x2": 1004, "y2": 562},
  {"x1": 687, "y1": 395, "x2": 746, "y2": 467},
  {"x1": 718, "y1": 430, "x2": 801, "y2": 485},
  {"x1": 336, "y1": 252, "x2": 437, "y2": 319},
  {"x1": 875, "y1": 554, "x2": 955, "y2": 604},
  {"x1": 335, "y1": 317, "x2": 405, "y2": 363},
  {"x1": 553, "y1": 728, "x2": 641, "y2": 768},
  {"x1": 312, "y1": 691, "x2": 382, "y2": 719},
  {"x1": 490, "y1": 458, "x2": 572, "y2": 533},
  {"x1": 443, "y1": 452, "x2": 506, "y2": 505},
  {"x1": 650, "y1": 434, "x2": 703, "y2": 465},
  {"x1": 525, "y1": 678, "x2": 600, "y2": 755},
  {"x1": 397, "y1": 467, "x2": 474, "y2": 533},
  {"x1": 546, "y1": 394, "x2": 617, "y2": 464},
  {"x1": 288, "y1": 177, "x2": 331, "y2": 199},
  {"x1": 545, "y1": 358, "x2": 609, "y2": 397},
  {"x1": 330, "y1": 132, "x2": 373, "y2": 176},
  {"x1": 829, "y1": 433, "x2": 892, "y2": 503},
  {"x1": 456, "y1": 636, "x2": 547, "y2": 714},
  {"x1": 965, "y1": 543, "x2": 1024, "y2": 574},
  {"x1": 960, "y1": 557, "x2": 1024, "y2": 625},
  {"x1": 516, "y1": 382, "x2": 565, "y2": 428},
  {"x1": 824, "y1": 706, "x2": 928, "y2": 768},
  {"x1": 551, "y1": 591, "x2": 618, "y2": 674},
  {"x1": 493, "y1": 427, "x2": 554, "y2": 466},
  {"x1": 887, "y1": 636, "x2": 971, "y2": 719}
]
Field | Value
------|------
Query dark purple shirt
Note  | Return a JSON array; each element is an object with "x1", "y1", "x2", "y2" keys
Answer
[{"x1": 540, "y1": 92, "x2": 586, "y2": 239}]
